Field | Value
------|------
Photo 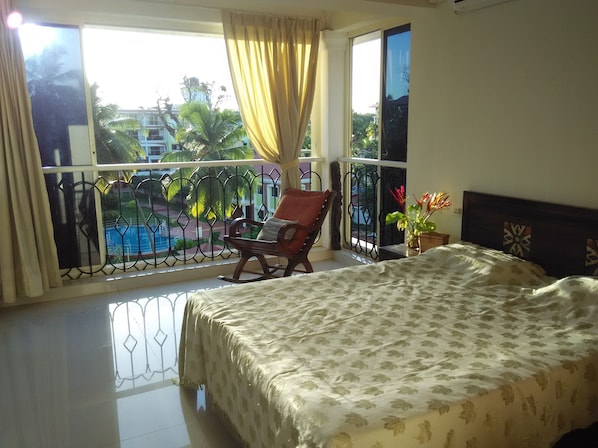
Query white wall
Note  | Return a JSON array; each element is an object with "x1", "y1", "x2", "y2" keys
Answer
[{"x1": 408, "y1": 0, "x2": 598, "y2": 240}]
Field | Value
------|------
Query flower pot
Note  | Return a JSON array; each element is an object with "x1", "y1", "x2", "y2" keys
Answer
[{"x1": 418, "y1": 232, "x2": 449, "y2": 253}]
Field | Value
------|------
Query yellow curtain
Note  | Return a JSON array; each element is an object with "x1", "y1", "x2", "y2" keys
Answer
[
  {"x1": 0, "y1": 0, "x2": 62, "y2": 303},
  {"x1": 222, "y1": 11, "x2": 320, "y2": 192}
]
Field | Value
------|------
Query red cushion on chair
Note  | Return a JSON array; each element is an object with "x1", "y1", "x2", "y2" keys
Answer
[
  {"x1": 273, "y1": 189, "x2": 330, "y2": 253},
  {"x1": 273, "y1": 189, "x2": 329, "y2": 226}
]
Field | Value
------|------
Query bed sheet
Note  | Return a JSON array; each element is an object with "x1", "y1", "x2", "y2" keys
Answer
[{"x1": 179, "y1": 243, "x2": 598, "y2": 448}]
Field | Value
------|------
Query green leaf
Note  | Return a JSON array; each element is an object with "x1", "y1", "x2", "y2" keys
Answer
[{"x1": 385, "y1": 211, "x2": 404, "y2": 224}]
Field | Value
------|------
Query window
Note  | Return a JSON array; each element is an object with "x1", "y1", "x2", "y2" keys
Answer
[
  {"x1": 349, "y1": 25, "x2": 411, "y2": 248},
  {"x1": 349, "y1": 25, "x2": 411, "y2": 162},
  {"x1": 18, "y1": 23, "x2": 244, "y2": 268},
  {"x1": 82, "y1": 26, "x2": 242, "y2": 164},
  {"x1": 145, "y1": 114, "x2": 162, "y2": 127},
  {"x1": 148, "y1": 146, "x2": 164, "y2": 156},
  {"x1": 19, "y1": 24, "x2": 100, "y2": 269},
  {"x1": 147, "y1": 129, "x2": 163, "y2": 140},
  {"x1": 380, "y1": 24, "x2": 411, "y2": 246},
  {"x1": 19, "y1": 24, "x2": 90, "y2": 167}
]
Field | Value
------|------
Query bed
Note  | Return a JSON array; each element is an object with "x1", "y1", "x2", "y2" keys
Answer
[{"x1": 179, "y1": 191, "x2": 598, "y2": 448}]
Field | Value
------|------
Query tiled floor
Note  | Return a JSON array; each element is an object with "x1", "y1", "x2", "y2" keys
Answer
[{"x1": 0, "y1": 258, "x2": 355, "y2": 448}]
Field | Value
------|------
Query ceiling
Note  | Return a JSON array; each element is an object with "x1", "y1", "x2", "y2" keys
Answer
[
  {"x1": 16, "y1": 0, "x2": 443, "y2": 34},
  {"x1": 132, "y1": 0, "x2": 443, "y2": 31}
]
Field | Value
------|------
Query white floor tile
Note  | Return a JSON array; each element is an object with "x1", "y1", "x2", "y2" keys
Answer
[{"x1": 0, "y1": 258, "x2": 351, "y2": 448}]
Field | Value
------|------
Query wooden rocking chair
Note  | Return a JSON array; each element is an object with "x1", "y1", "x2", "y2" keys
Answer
[{"x1": 219, "y1": 189, "x2": 335, "y2": 283}]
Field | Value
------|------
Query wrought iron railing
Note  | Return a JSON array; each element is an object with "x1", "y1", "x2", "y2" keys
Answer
[
  {"x1": 42, "y1": 159, "x2": 324, "y2": 280},
  {"x1": 338, "y1": 157, "x2": 407, "y2": 258},
  {"x1": 41, "y1": 157, "x2": 407, "y2": 283}
]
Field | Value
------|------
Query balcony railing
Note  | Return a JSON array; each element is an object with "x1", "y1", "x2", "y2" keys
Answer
[
  {"x1": 338, "y1": 157, "x2": 407, "y2": 258},
  {"x1": 42, "y1": 159, "x2": 324, "y2": 280},
  {"x1": 41, "y1": 157, "x2": 405, "y2": 281}
]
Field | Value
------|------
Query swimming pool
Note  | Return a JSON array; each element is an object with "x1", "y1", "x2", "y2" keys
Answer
[{"x1": 105, "y1": 225, "x2": 179, "y2": 255}]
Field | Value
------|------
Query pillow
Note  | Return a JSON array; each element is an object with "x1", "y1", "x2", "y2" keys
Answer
[
  {"x1": 256, "y1": 217, "x2": 298, "y2": 241},
  {"x1": 423, "y1": 242, "x2": 549, "y2": 287}
]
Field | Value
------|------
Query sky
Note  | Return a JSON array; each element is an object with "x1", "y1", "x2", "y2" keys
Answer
[
  {"x1": 82, "y1": 27, "x2": 238, "y2": 110},
  {"x1": 350, "y1": 29, "x2": 410, "y2": 114},
  {"x1": 351, "y1": 37, "x2": 381, "y2": 114}
]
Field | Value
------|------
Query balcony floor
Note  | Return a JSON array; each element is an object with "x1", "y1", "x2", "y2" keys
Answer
[{"x1": 0, "y1": 256, "x2": 361, "y2": 448}]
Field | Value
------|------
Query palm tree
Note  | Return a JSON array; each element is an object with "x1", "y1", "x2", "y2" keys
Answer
[
  {"x1": 90, "y1": 83, "x2": 144, "y2": 164},
  {"x1": 160, "y1": 98, "x2": 253, "y2": 220}
]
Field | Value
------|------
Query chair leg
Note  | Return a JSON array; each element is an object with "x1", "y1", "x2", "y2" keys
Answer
[
  {"x1": 232, "y1": 256, "x2": 250, "y2": 280},
  {"x1": 283, "y1": 258, "x2": 313, "y2": 277},
  {"x1": 219, "y1": 254, "x2": 274, "y2": 283},
  {"x1": 256, "y1": 254, "x2": 270, "y2": 275}
]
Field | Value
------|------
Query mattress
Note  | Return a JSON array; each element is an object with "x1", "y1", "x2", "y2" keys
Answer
[{"x1": 179, "y1": 242, "x2": 598, "y2": 447}]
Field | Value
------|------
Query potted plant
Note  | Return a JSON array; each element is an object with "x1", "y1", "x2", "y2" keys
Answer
[{"x1": 385, "y1": 186, "x2": 451, "y2": 250}]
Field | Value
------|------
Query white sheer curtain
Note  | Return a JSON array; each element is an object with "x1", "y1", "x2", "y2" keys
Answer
[
  {"x1": 0, "y1": 0, "x2": 62, "y2": 303},
  {"x1": 222, "y1": 11, "x2": 320, "y2": 192}
]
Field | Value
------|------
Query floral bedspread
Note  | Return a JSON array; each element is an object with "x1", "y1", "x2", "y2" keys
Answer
[{"x1": 179, "y1": 243, "x2": 598, "y2": 448}]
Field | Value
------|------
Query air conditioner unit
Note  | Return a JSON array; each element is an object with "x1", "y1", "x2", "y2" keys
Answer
[{"x1": 450, "y1": 0, "x2": 514, "y2": 14}]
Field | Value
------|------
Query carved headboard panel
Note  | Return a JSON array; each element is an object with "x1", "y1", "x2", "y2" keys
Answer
[{"x1": 461, "y1": 191, "x2": 598, "y2": 278}]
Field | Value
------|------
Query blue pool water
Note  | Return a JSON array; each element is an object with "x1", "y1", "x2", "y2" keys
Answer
[{"x1": 105, "y1": 225, "x2": 178, "y2": 255}]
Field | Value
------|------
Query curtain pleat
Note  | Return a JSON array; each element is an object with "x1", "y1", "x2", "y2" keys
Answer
[
  {"x1": 0, "y1": 0, "x2": 62, "y2": 303},
  {"x1": 222, "y1": 11, "x2": 320, "y2": 192}
]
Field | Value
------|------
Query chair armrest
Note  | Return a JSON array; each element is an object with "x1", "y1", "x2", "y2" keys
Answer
[{"x1": 228, "y1": 217, "x2": 264, "y2": 236}]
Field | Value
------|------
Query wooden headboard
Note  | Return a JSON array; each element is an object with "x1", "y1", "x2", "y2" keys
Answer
[{"x1": 461, "y1": 191, "x2": 598, "y2": 278}]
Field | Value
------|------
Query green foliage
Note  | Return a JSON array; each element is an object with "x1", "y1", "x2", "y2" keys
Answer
[
  {"x1": 159, "y1": 79, "x2": 254, "y2": 221},
  {"x1": 102, "y1": 210, "x2": 120, "y2": 221},
  {"x1": 174, "y1": 238, "x2": 197, "y2": 250},
  {"x1": 102, "y1": 193, "x2": 119, "y2": 210},
  {"x1": 91, "y1": 83, "x2": 144, "y2": 165},
  {"x1": 302, "y1": 121, "x2": 312, "y2": 153},
  {"x1": 352, "y1": 112, "x2": 378, "y2": 158}
]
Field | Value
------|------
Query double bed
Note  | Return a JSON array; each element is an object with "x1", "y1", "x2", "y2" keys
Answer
[{"x1": 179, "y1": 191, "x2": 598, "y2": 448}]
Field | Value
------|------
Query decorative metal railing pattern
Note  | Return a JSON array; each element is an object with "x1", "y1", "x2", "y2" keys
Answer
[
  {"x1": 338, "y1": 157, "x2": 407, "y2": 258},
  {"x1": 42, "y1": 159, "x2": 323, "y2": 280},
  {"x1": 41, "y1": 157, "x2": 406, "y2": 284}
]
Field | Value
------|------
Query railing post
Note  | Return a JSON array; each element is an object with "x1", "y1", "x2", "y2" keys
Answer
[{"x1": 330, "y1": 161, "x2": 341, "y2": 250}]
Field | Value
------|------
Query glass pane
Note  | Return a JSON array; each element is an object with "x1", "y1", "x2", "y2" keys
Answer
[
  {"x1": 19, "y1": 24, "x2": 90, "y2": 167},
  {"x1": 381, "y1": 24, "x2": 410, "y2": 162},
  {"x1": 19, "y1": 24, "x2": 101, "y2": 269},
  {"x1": 351, "y1": 32, "x2": 380, "y2": 159},
  {"x1": 82, "y1": 27, "x2": 245, "y2": 165}
]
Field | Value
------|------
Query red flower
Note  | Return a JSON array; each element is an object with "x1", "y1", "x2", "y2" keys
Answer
[{"x1": 389, "y1": 185, "x2": 406, "y2": 212}]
